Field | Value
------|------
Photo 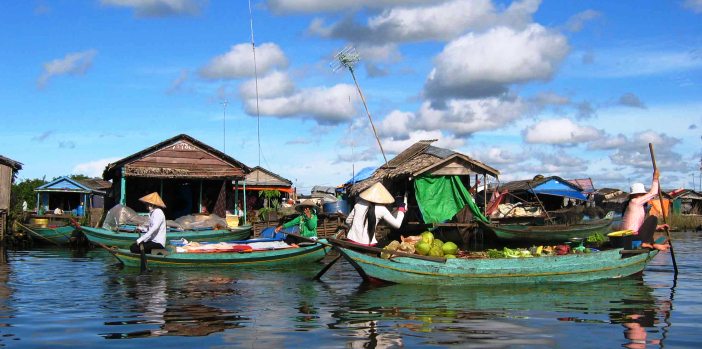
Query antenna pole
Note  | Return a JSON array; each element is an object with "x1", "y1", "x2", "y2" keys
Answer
[
  {"x1": 221, "y1": 99, "x2": 228, "y2": 154},
  {"x1": 248, "y1": 0, "x2": 262, "y2": 167},
  {"x1": 348, "y1": 66, "x2": 388, "y2": 167}
]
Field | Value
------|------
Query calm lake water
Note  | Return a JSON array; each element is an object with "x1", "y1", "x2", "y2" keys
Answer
[{"x1": 1, "y1": 232, "x2": 701, "y2": 348}]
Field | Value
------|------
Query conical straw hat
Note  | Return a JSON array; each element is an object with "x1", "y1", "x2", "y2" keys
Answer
[
  {"x1": 359, "y1": 182, "x2": 394, "y2": 204},
  {"x1": 295, "y1": 199, "x2": 317, "y2": 212},
  {"x1": 139, "y1": 192, "x2": 166, "y2": 208}
]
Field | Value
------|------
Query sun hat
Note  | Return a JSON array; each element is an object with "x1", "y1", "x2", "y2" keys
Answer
[
  {"x1": 295, "y1": 199, "x2": 317, "y2": 212},
  {"x1": 139, "y1": 192, "x2": 166, "y2": 208},
  {"x1": 359, "y1": 182, "x2": 394, "y2": 204},
  {"x1": 629, "y1": 183, "x2": 646, "y2": 195}
]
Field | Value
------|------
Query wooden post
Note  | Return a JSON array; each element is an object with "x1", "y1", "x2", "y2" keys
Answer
[
  {"x1": 120, "y1": 168, "x2": 126, "y2": 205},
  {"x1": 199, "y1": 180, "x2": 203, "y2": 213},
  {"x1": 243, "y1": 180, "x2": 247, "y2": 223}
]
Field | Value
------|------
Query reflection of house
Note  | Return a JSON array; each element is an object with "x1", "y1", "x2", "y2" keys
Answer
[
  {"x1": 103, "y1": 134, "x2": 250, "y2": 220},
  {"x1": 351, "y1": 140, "x2": 499, "y2": 229},
  {"x1": 0, "y1": 155, "x2": 22, "y2": 239},
  {"x1": 240, "y1": 166, "x2": 293, "y2": 209},
  {"x1": 668, "y1": 189, "x2": 702, "y2": 215},
  {"x1": 35, "y1": 176, "x2": 111, "y2": 218}
]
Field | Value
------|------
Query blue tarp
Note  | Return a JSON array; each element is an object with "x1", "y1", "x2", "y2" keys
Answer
[
  {"x1": 343, "y1": 166, "x2": 377, "y2": 185},
  {"x1": 529, "y1": 178, "x2": 586, "y2": 200}
]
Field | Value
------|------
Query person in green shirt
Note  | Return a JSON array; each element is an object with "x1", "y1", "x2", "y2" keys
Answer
[{"x1": 275, "y1": 199, "x2": 318, "y2": 244}]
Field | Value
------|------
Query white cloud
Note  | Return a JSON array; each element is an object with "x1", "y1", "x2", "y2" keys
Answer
[
  {"x1": 37, "y1": 50, "x2": 97, "y2": 89},
  {"x1": 73, "y1": 158, "x2": 120, "y2": 178},
  {"x1": 200, "y1": 43, "x2": 288, "y2": 80},
  {"x1": 424, "y1": 24, "x2": 569, "y2": 100},
  {"x1": 381, "y1": 130, "x2": 464, "y2": 154},
  {"x1": 100, "y1": 0, "x2": 204, "y2": 17},
  {"x1": 523, "y1": 118, "x2": 603, "y2": 145},
  {"x1": 587, "y1": 133, "x2": 627, "y2": 150},
  {"x1": 377, "y1": 110, "x2": 414, "y2": 140},
  {"x1": 564, "y1": 9, "x2": 601, "y2": 32},
  {"x1": 239, "y1": 71, "x2": 295, "y2": 99},
  {"x1": 242, "y1": 84, "x2": 359, "y2": 124},
  {"x1": 482, "y1": 147, "x2": 523, "y2": 165},
  {"x1": 268, "y1": 0, "x2": 436, "y2": 14},
  {"x1": 418, "y1": 96, "x2": 532, "y2": 136},
  {"x1": 308, "y1": 0, "x2": 540, "y2": 46},
  {"x1": 683, "y1": 0, "x2": 702, "y2": 13}
]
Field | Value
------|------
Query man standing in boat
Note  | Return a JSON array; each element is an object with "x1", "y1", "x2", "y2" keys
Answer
[
  {"x1": 345, "y1": 182, "x2": 407, "y2": 246},
  {"x1": 130, "y1": 192, "x2": 167, "y2": 254}
]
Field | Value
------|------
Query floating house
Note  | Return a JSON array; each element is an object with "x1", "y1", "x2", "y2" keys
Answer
[
  {"x1": 0, "y1": 155, "x2": 22, "y2": 240},
  {"x1": 594, "y1": 188, "x2": 628, "y2": 214},
  {"x1": 492, "y1": 175, "x2": 587, "y2": 211},
  {"x1": 34, "y1": 176, "x2": 111, "y2": 225},
  {"x1": 350, "y1": 140, "x2": 500, "y2": 230},
  {"x1": 102, "y1": 134, "x2": 251, "y2": 220},
  {"x1": 240, "y1": 166, "x2": 293, "y2": 209},
  {"x1": 667, "y1": 189, "x2": 702, "y2": 215}
]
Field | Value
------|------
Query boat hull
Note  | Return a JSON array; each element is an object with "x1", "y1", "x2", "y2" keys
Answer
[
  {"x1": 79, "y1": 225, "x2": 252, "y2": 248},
  {"x1": 479, "y1": 219, "x2": 613, "y2": 243},
  {"x1": 110, "y1": 239, "x2": 331, "y2": 268},
  {"x1": 19, "y1": 224, "x2": 76, "y2": 245},
  {"x1": 334, "y1": 244, "x2": 658, "y2": 285}
]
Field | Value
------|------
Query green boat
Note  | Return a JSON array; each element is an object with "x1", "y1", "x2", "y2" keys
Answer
[
  {"x1": 16, "y1": 221, "x2": 76, "y2": 246},
  {"x1": 477, "y1": 214, "x2": 614, "y2": 243},
  {"x1": 106, "y1": 239, "x2": 331, "y2": 268},
  {"x1": 78, "y1": 225, "x2": 252, "y2": 248},
  {"x1": 329, "y1": 238, "x2": 658, "y2": 285}
]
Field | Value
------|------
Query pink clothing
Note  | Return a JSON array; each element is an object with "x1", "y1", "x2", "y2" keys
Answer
[{"x1": 620, "y1": 179, "x2": 659, "y2": 233}]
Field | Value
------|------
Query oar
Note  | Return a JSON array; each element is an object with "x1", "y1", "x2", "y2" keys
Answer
[
  {"x1": 94, "y1": 241, "x2": 125, "y2": 267},
  {"x1": 15, "y1": 222, "x2": 61, "y2": 246},
  {"x1": 313, "y1": 254, "x2": 342, "y2": 280},
  {"x1": 649, "y1": 143, "x2": 679, "y2": 275}
]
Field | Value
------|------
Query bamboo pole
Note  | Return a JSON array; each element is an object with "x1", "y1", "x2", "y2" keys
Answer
[{"x1": 648, "y1": 143, "x2": 678, "y2": 275}]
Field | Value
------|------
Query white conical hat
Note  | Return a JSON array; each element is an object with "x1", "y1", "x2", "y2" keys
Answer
[
  {"x1": 359, "y1": 182, "x2": 394, "y2": 204},
  {"x1": 139, "y1": 192, "x2": 166, "y2": 208}
]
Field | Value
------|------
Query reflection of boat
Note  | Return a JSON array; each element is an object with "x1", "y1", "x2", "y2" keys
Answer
[
  {"x1": 330, "y1": 238, "x2": 658, "y2": 285},
  {"x1": 78, "y1": 225, "x2": 252, "y2": 248},
  {"x1": 16, "y1": 218, "x2": 77, "y2": 246},
  {"x1": 477, "y1": 212, "x2": 614, "y2": 243},
  {"x1": 108, "y1": 239, "x2": 331, "y2": 268}
]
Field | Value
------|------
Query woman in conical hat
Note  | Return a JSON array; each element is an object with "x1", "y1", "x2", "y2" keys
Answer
[
  {"x1": 345, "y1": 182, "x2": 407, "y2": 245},
  {"x1": 130, "y1": 192, "x2": 167, "y2": 254},
  {"x1": 275, "y1": 199, "x2": 319, "y2": 244}
]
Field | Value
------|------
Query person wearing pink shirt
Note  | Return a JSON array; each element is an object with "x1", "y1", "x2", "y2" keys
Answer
[{"x1": 620, "y1": 170, "x2": 669, "y2": 251}]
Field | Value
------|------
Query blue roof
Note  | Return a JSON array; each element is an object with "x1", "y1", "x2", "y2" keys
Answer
[
  {"x1": 344, "y1": 166, "x2": 377, "y2": 185},
  {"x1": 36, "y1": 176, "x2": 91, "y2": 193},
  {"x1": 529, "y1": 178, "x2": 586, "y2": 200}
]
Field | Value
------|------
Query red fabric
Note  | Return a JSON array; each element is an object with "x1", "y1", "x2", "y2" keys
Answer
[{"x1": 485, "y1": 189, "x2": 508, "y2": 216}]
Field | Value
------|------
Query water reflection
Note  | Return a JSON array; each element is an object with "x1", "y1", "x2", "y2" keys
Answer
[
  {"x1": 101, "y1": 271, "x2": 248, "y2": 339},
  {"x1": 330, "y1": 275, "x2": 668, "y2": 348}
]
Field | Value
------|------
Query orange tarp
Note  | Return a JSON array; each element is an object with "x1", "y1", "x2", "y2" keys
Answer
[{"x1": 648, "y1": 198, "x2": 670, "y2": 217}]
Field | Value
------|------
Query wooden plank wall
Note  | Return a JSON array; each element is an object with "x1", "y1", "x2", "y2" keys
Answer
[{"x1": 127, "y1": 140, "x2": 245, "y2": 178}]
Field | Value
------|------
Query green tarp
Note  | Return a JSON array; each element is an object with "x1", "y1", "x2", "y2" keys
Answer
[{"x1": 414, "y1": 175, "x2": 489, "y2": 224}]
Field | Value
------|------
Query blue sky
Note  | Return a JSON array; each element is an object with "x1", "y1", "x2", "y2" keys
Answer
[{"x1": 2, "y1": 0, "x2": 701, "y2": 194}]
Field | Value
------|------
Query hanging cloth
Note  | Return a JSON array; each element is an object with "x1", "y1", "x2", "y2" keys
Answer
[{"x1": 414, "y1": 175, "x2": 489, "y2": 224}]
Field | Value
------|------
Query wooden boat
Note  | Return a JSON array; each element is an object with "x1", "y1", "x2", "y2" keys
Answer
[
  {"x1": 329, "y1": 238, "x2": 658, "y2": 285},
  {"x1": 106, "y1": 239, "x2": 331, "y2": 268},
  {"x1": 78, "y1": 224, "x2": 252, "y2": 248},
  {"x1": 16, "y1": 221, "x2": 76, "y2": 246},
  {"x1": 478, "y1": 212, "x2": 615, "y2": 243}
]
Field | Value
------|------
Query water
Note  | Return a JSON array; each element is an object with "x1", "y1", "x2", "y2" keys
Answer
[{"x1": 1, "y1": 233, "x2": 701, "y2": 348}]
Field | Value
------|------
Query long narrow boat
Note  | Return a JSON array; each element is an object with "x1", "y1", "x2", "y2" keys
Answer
[
  {"x1": 16, "y1": 221, "x2": 76, "y2": 246},
  {"x1": 106, "y1": 239, "x2": 331, "y2": 268},
  {"x1": 78, "y1": 225, "x2": 252, "y2": 248},
  {"x1": 477, "y1": 214, "x2": 614, "y2": 243},
  {"x1": 329, "y1": 238, "x2": 658, "y2": 285}
]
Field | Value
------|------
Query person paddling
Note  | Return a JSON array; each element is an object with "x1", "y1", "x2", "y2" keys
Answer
[
  {"x1": 130, "y1": 192, "x2": 167, "y2": 254},
  {"x1": 275, "y1": 199, "x2": 318, "y2": 245},
  {"x1": 621, "y1": 170, "x2": 669, "y2": 251},
  {"x1": 345, "y1": 182, "x2": 407, "y2": 246}
]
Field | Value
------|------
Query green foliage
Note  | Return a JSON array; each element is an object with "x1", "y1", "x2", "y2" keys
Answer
[
  {"x1": 258, "y1": 190, "x2": 281, "y2": 209},
  {"x1": 666, "y1": 214, "x2": 702, "y2": 231},
  {"x1": 9, "y1": 177, "x2": 47, "y2": 224}
]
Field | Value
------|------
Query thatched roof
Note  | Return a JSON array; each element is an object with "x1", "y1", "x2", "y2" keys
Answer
[
  {"x1": 350, "y1": 140, "x2": 499, "y2": 194},
  {"x1": 0, "y1": 155, "x2": 22, "y2": 171}
]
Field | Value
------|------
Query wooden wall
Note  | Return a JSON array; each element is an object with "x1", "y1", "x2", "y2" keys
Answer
[{"x1": 0, "y1": 165, "x2": 11, "y2": 240}]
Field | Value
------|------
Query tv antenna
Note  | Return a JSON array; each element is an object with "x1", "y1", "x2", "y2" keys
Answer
[{"x1": 331, "y1": 46, "x2": 388, "y2": 167}]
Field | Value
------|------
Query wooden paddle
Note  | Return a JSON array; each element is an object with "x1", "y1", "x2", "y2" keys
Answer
[
  {"x1": 93, "y1": 241, "x2": 125, "y2": 267},
  {"x1": 649, "y1": 143, "x2": 679, "y2": 275},
  {"x1": 313, "y1": 254, "x2": 342, "y2": 280}
]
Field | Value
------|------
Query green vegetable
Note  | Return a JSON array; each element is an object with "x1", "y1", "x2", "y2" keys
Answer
[{"x1": 442, "y1": 241, "x2": 458, "y2": 255}]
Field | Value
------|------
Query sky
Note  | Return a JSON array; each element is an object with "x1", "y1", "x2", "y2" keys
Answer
[{"x1": 1, "y1": 0, "x2": 701, "y2": 194}]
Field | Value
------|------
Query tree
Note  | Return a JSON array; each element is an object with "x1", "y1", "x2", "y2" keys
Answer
[{"x1": 9, "y1": 177, "x2": 47, "y2": 223}]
